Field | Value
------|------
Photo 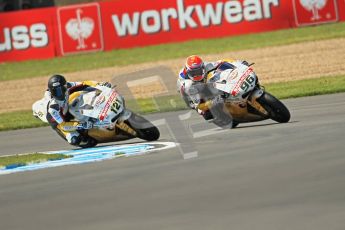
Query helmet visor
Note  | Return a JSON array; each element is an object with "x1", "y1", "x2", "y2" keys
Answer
[
  {"x1": 187, "y1": 67, "x2": 205, "y2": 81},
  {"x1": 52, "y1": 85, "x2": 67, "y2": 101}
]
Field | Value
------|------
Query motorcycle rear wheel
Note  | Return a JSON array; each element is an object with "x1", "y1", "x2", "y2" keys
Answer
[{"x1": 257, "y1": 92, "x2": 290, "y2": 123}]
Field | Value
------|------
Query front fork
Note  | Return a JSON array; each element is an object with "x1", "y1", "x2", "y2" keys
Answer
[
  {"x1": 116, "y1": 121, "x2": 137, "y2": 136},
  {"x1": 116, "y1": 110, "x2": 137, "y2": 136},
  {"x1": 247, "y1": 87, "x2": 269, "y2": 116}
]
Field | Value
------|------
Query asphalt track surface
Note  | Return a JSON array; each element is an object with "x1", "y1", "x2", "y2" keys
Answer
[{"x1": 0, "y1": 93, "x2": 345, "y2": 230}]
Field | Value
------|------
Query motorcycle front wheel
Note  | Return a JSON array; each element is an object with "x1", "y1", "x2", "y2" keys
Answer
[
  {"x1": 135, "y1": 126, "x2": 160, "y2": 141},
  {"x1": 126, "y1": 112, "x2": 160, "y2": 141},
  {"x1": 257, "y1": 92, "x2": 290, "y2": 123}
]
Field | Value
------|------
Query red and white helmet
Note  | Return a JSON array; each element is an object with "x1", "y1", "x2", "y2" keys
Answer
[{"x1": 185, "y1": 55, "x2": 205, "y2": 81}]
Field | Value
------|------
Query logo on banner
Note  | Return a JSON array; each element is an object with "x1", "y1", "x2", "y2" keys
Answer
[
  {"x1": 57, "y1": 3, "x2": 103, "y2": 55},
  {"x1": 66, "y1": 9, "x2": 95, "y2": 50},
  {"x1": 293, "y1": 0, "x2": 338, "y2": 26},
  {"x1": 0, "y1": 23, "x2": 48, "y2": 52}
]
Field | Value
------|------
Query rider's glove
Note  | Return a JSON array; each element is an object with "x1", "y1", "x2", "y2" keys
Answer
[
  {"x1": 197, "y1": 101, "x2": 211, "y2": 111},
  {"x1": 197, "y1": 96, "x2": 224, "y2": 111},
  {"x1": 77, "y1": 121, "x2": 93, "y2": 130},
  {"x1": 97, "y1": 82, "x2": 112, "y2": 88}
]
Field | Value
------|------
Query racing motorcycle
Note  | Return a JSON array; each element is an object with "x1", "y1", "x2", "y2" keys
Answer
[
  {"x1": 203, "y1": 61, "x2": 290, "y2": 128},
  {"x1": 33, "y1": 85, "x2": 160, "y2": 148}
]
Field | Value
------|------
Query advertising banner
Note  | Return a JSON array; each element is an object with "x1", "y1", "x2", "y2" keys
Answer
[
  {"x1": 101, "y1": 0, "x2": 293, "y2": 50},
  {"x1": 0, "y1": 8, "x2": 56, "y2": 62},
  {"x1": 1, "y1": 0, "x2": 345, "y2": 62},
  {"x1": 338, "y1": 0, "x2": 345, "y2": 21}
]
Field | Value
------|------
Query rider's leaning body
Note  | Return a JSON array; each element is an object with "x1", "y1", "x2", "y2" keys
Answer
[
  {"x1": 44, "y1": 74, "x2": 111, "y2": 146},
  {"x1": 177, "y1": 55, "x2": 243, "y2": 119}
]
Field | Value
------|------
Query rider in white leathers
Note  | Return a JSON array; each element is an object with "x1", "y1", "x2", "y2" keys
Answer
[{"x1": 177, "y1": 55, "x2": 249, "y2": 126}]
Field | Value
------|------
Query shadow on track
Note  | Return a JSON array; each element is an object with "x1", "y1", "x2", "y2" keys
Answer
[{"x1": 234, "y1": 120, "x2": 298, "y2": 129}]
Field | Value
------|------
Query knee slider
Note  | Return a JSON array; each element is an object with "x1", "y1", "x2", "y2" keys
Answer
[{"x1": 70, "y1": 136, "x2": 81, "y2": 146}]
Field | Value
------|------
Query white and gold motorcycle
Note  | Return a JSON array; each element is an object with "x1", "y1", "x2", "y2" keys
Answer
[
  {"x1": 33, "y1": 85, "x2": 160, "y2": 147},
  {"x1": 200, "y1": 61, "x2": 290, "y2": 128}
]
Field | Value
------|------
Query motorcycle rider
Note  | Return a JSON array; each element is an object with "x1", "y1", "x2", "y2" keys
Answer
[
  {"x1": 177, "y1": 55, "x2": 248, "y2": 126},
  {"x1": 45, "y1": 74, "x2": 111, "y2": 146}
]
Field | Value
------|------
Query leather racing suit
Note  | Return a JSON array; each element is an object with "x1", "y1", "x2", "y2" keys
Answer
[
  {"x1": 177, "y1": 59, "x2": 236, "y2": 120},
  {"x1": 45, "y1": 80, "x2": 111, "y2": 145}
]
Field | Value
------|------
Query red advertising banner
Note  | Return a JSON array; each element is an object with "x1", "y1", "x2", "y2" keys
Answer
[
  {"x1": 338, "y1": 0, "x2": 345, "y2": 21},
  {"x1": 1, "y1": 0, "x2": 345, "y2": 63},
  {"x1": 100, "y1": 0, "x2": 293, "y2": 50},
  {"x1": 292, "y1": 0, "x2": 339, "y2": 26},
  {"x1": 56, "y1": 3, "x2": 104, "y2": 56},
  {"x1": 0, "y1": 8, "x2": 56, "y2": 62}
]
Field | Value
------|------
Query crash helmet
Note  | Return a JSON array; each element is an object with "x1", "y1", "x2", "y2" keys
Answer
[
  {"x1": 48, "y1": 74, "x2": 67, "y2": 101},
  {"x1": 185, "y1": 55, "x2": 206, "y2": 82}
]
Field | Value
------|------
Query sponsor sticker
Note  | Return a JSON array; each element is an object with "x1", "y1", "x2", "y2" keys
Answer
[
  {"x1": 99, "y1": 90, "x2": 117, "y2": 121},
  {"x1": 52, "y1": 110, "x2": 63, "y2": 123},
  {"x1": 231, "y1": 68, "x2": 253, "y2": 96}
]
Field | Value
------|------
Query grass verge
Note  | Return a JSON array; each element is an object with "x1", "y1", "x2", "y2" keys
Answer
[
  {"x1": 0, "y1": 111, "x2": 48, "y2": 131},
  {"x1": 1, "y1": 75, "x2": 344, "y2": 132},
  {"x1": 0, "y1": 153, "x2": 71, "y2": 168},
  {"x1": 265, "y1": 76, "x2": 345, "y2": 99},
  {"x1": 1, "y1": 22, "x2": 345, "y2": 81}
]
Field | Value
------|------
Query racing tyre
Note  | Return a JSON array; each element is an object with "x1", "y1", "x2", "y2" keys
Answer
[
  {"x1": 126, "y1": 112, "x2": 160, "y2": 141},
  {"x1": 136, "y1": 126, "x2": 160, "y2": 141},
  {"x1": 257, "y1": 92, "x2": 290, "y2": 123}
]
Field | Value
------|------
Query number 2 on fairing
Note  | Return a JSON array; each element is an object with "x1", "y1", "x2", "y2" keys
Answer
[{"x1": 111, "y1": 99, "x2": 121, "y2": 113}]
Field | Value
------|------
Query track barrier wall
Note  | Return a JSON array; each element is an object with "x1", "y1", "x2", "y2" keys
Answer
[{"x1": 1, "y1": 0, "x2": 345, "y2": 62}]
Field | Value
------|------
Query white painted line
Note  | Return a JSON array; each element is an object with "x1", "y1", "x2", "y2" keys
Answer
[
  {"x1": 0, "y1": 142, "x2": 177, "y2": 175},
  {"x1": 183, "y1": 151, "x2": 198, "y2": 160},
  {"x1": 192, "y1": 127, "x2": 229, "y2": 138}
]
